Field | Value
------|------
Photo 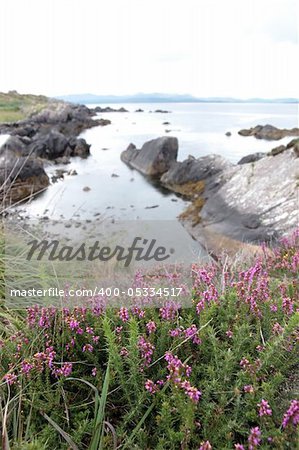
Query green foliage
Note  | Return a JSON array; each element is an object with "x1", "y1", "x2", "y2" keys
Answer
[{"x1": 0, "y1": 234, "x2": 298, "y2": 449}]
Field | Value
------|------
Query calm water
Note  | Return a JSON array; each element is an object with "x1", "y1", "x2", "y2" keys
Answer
[{"x1": 15, "y1": 102, "x2": 298, "y2": 220}]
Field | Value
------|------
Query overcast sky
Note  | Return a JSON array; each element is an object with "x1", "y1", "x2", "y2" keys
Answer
[{"x1": 0, "y1": 0, "x2": 298, "y2": 98}]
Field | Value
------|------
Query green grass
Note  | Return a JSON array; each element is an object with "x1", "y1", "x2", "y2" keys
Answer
[{"x1": 0, "y1": 91, "x2": 51, "y2": 123}]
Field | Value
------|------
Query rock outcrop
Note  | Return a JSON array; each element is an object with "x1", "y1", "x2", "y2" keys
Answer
[
  {"x1": 0, "y1": 99, "x2": 109, "y2": 203},
  {"x1": 161, "y1": 154, "x2": 232, "y2": 194},
  {"x1": 195, "y1": 148, "x2": 299, "y2": 245},
  {"x1": 0, "y1": 155, "x2": 49, "y2": 205},
  {"x1": 121, "y1": 137, "x2": 178, "y2": 176},
  {"x1": 121, "y1": 135, "x2": 299, "y2": 252},
  {"x1": 238, "y1": 124, "x2": 299, "y2": 140}
]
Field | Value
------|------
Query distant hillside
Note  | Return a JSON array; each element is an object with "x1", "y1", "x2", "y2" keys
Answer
[{"x1": 55, "y1": 93, "x2": 299, "y2": 104}]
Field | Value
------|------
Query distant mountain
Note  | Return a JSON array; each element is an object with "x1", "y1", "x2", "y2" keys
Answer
[{"x1": 55, "y1": 93, "x2": 299, "y2": 104}]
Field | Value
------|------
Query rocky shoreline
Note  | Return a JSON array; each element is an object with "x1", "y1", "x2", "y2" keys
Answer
[
  {"x1": 0, "y1": 101, "x2": 110, "y2": 206},
  {"x1": 1, "y1": 100, "x2": 298, "y2": 257},
  {"x1": 121, "y1": 131, "x2": 299, "y2": 255}
]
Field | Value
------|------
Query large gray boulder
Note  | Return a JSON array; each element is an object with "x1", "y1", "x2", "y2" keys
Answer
[
  {"x1": 121, "y1": 136, "x2": 178, "y2": 176},
  {"x1": 193, "y1": 149, "x2": 299, "y2": 243}
]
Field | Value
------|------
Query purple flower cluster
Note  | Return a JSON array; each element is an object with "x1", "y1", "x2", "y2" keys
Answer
[
  {"x1": 248, "y1": 426, "x2": 261, "y2": 449},
  {"x1": 258, "y1": 399, "x2": 272, "y2": 417},
  {"x1": 282, "y1": 399, "x2": 299, "y2": 428},
  {"x1": 138, "y1": 336, "x2": 155, "y2": 366}
]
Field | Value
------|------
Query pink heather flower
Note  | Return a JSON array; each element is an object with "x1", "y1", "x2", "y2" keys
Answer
[
  {"x1": 82, "y1": 344, "x2": 93, "y2": 353},
  {"x1": 240, "y1": 358, "x2": 250, "y2": 369},
  {"x1": 258, "y1": 399, "x2": 272, "y2": 417},
  {"x1": 69, "y1": 318, "x2": 80, "y2": 330},
  {"x1": 270, "y1": 304, "x2": 278, "y2": 312},
  {"x1": 282, "y1": 297, "x2": 294, "y2": 315},
  {"x1": 138, "y1": 337, "x2": 155, "y2": 365},
  {"x1": 131, "y1": 307, "x2": 145, "y2": 318},
  {"x1": 91, "y1": 367, "x2": 97, "y2": 377},
  {"x1": 159, "y1": 301, "x2": 179, "y2": 321},
  {"x1": 169, "y1": 327, "x2": 182, "y2": 337},
  {"x1": 196, "y1": 299, "x2": 205, "y2": 314},
  {"x1": 199, "y1": 441, "x2": 212, "y2": 450},
  {"x1": 256, "y1": 345, "x2": 265, "y2": 352},
  {"x1": 92, "y1": 335, "x2": 100, "y2": 343},
  {"x1": 234, "y1": 445, "x2": 245, "y2": 450},
  {"x1": 244, "y1": 385, "x2": 254, "y2": 394},
  {"x1": 3, "y1": 372, "x2": 17, "y2": 385},
  {"x1": 115, "y1": 326, "x2": 123, "y2": 334},
  {"x1": 86, "y1": 327, "x2": 94, "y2": 334},
  {"x1": 146, "y1": 321, "x2": 157, "y2": 334},
  {"x1": 119, "y1": 307, "x2": 129, "y2": 322},
  {"x1": 120, "y1": 347, "x2": 129, "y2": 357},
  {"x1": 180, "y1": 380, "x2": 201, "y2": 403},
  {"x1": 21, "y1": 360, "x2": 33, "y2": 375},
  {"x1": 272, "y1": 322, "x2": 284, "y2": 335},
  {"x1": 145, "y1": 379, "x2": 158, "y2": 394},
  {"x1": 248, "y1": 426, "x2": 261, "y2": 450},
  {"x1": 184, "y1": 325, "x2": 201, "y2": 345},
  {"x1": 76, "y1": 327, "x2": 84, "y2": 335},
  {"x1": 55, "y1": 362, "x2": 73, "y2": 377},
  {"x1": 282, "y1": 399, "x2": 299, "y2": 428},
  {"x1": 226, "y1": 329, "x2": 233, "y2": 338}
]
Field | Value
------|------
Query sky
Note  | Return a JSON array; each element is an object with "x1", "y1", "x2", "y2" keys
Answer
[{"x1": 0, "y1": 0, "x2": 298, "y2": 98}]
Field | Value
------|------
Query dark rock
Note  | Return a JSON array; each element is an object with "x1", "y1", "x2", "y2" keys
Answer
[
  {"x1": 225, "y1": 131, "x2": 232, "y2": 137},
  {"x1": 270, "y1": 145, "x2": 286, "y2": 156},
  {"x1": 83, "y1": 186, "x2": 91, "y2": 192},
  {"x1": 0, "y1": 135, "x2": 28, "y2": 156},
  {"x1": 121, "y1": 137, "x2": 178, "y2": 176},
  {"x1": 71, "y1": 138, "x2": 90, "y2": 158},
  {"x1": 0, "y1": 156, "x2": 49, "y2": 204},
  {"x1": 135, "y1": 109, "x2": 144, "y2": 112},
  {"x1": 163, "y1": 122, "x2": 170, "y2": 125},
  {"x1": 161, "y1": 154, "x2": 232, "y2": 192},
  {"x1": 68, "y1": 169, "x2": 78, "y2": 176},
  {"x1": 145, "y1": 205, "x2": 159, "y2": 209},
  {"x1": 111, "y1": 173, "x2": 119, "y2": 177},
  {"x1": 155, "y1": 109, "x2": 171, "y2": 113},
  {"x1": 27, "y1": 130, "x2": 69, "y2": 160},
  {"x1": 94, "y1": 106, "x2": 128, "y2": 113},
  {"x1": 238, "y1": 124, "x2": 299, "y2": 140},
  {"x1": 238, "y1": 152, "x2": 266, "y2": 165},
  {"x1": 286, "y1": 138, "x2": 299, "y2": 149}
]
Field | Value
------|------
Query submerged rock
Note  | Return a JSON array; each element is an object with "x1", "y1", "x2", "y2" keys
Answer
[{"x1": 121, "y1": 136, "x2": 178, "y2": 176}]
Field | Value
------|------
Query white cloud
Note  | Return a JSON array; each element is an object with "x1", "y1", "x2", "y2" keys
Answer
[{"x1": 0, "y1": 0, "x2": 298, "y2": 98}]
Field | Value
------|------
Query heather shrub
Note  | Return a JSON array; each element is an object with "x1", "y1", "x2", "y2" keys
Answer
[{"x1": 0, "y1": 231, "x2": 298, "y2": 449}]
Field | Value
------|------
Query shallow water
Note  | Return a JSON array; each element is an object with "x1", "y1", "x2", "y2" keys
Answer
[{"x1": 14, "y1": 102, "x2": 298, "y2": 221}]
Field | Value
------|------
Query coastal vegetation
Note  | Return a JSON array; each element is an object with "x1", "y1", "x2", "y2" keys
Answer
[
  {"x1": 0, "y1": 91, "x2": 50, "y2": 123},
  {"x1": 0, "y1": 229, "x2": 298, "y2": 449}
]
